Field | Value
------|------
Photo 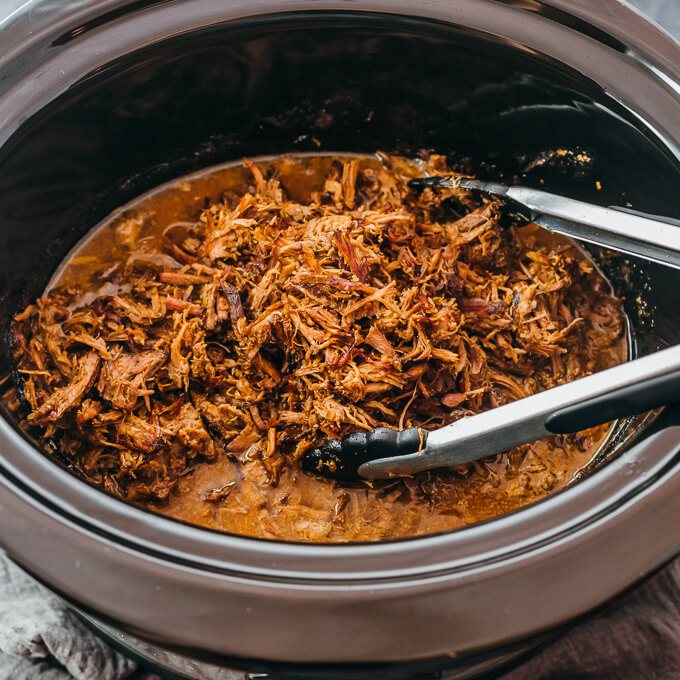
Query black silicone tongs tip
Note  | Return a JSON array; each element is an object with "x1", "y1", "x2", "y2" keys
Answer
[
  {"x1": 408, "y1": 175, "x2": 464, "y2": 190},
  {"x1": 302, "y1": 427, "x2": 427, "y2": 482},
  {"x1": 409, "y1": 175, "x2": 512, "y2": 199}
]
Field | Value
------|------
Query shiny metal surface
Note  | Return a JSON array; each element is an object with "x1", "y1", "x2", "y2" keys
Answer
[
  {"x1": 80, "y1": 611, "x2": 532, "y2": 680},
  {"x1": 415, "y1": 176, "x2": 680, "y2": 270},
  {"x1": 360, "y1": 344, "x2": 680, "y2": 478},
  {"x1": 497, "y1": 180, "x2": 680, "y2": 271}
]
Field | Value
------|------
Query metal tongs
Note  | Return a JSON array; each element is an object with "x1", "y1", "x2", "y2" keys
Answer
[
  {"x1": 411, "y1": 175, "x2": 680, "y2": 270},
  {"x1": 301, "y1": 177, "x2": 680, "y2": 481},
  {"x1": 303, "y1": 344, "x2": 680, "y2": 480}
]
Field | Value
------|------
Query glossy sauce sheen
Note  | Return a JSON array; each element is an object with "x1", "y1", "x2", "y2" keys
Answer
[{"x1": 52, "y1": 155, "x2": 627, "y2": 542}]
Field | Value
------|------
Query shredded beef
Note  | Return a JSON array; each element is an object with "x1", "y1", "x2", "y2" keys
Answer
[{"x1": 11, "y1": 154, "x2": 625, "y2": 508}]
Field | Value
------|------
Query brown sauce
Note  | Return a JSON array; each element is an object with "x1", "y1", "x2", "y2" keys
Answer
[{"x1": 15, "y1": 154, "x2": 627, "y2": 542}]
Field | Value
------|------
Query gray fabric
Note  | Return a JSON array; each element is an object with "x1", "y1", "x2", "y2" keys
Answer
[
  {"x1": 0, "y1": 0, "x2": 677, "y2": 679},
  {"x1": 0, "y1": 555, "x2": 153, "y2": 679}
]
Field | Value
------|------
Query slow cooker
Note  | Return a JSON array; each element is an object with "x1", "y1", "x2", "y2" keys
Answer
[{"x1": 1, "y1": 1, "x2": 680, "y2": 678}]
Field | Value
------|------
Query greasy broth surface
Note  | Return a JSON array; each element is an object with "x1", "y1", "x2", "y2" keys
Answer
[{"x1": 51, "y1": 155, "x2": 626, "y2": 542}]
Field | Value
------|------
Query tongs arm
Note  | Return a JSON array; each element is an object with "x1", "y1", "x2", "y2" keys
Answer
[
  {"x1": 508, "y1": 185, "x2": 680, "y2": 271},
  {"x1": 410, "y1": 176, "x2": 680, "y2": 271},
  {"x1": 358, "y1": 344, "x2": 680, "y2": 479}
]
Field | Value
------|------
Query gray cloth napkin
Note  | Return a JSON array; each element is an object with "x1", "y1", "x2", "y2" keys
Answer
[{"x1": 0, "y1": 554, "x2": 157, "y2": 680}]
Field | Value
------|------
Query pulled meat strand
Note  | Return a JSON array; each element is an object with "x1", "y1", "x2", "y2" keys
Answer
[
  {"x1": 30, "y1": 351, "x2": 101, "y2": 423},
  {"x1": 11, "y1": 154, "x2": 624, "y2": 508}
]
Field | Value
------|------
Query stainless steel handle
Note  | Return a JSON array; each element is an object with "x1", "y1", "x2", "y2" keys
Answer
[
  {"x1": 506, "y1": 185, "x2": 680, "y2": 270},
  {"x1": 358, "y1": 344, "x2": 680, "y2": 479}
]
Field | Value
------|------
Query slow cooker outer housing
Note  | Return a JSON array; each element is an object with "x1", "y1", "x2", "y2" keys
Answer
[{"x1": 1, "y1": 0, "x2": 680, "y2": 671}]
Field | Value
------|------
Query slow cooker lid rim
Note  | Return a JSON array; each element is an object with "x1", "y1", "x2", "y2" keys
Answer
[
  {"x1": 2, "y1": 417, "x2": 680, "y2": 582},
  {"x1": 1, "y1": 0, "x2": 678, "y2": 68},
  {"x1": 548, "y1": 0, "x2": 680, "y2": 85},
  {"x1": 1, "y1": 0, "x2": 680, "y2": 108}
]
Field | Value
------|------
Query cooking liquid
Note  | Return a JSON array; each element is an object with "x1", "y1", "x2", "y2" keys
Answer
[{"x1": 50, "y1": 154, "x2": 627, "y2": 542}]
